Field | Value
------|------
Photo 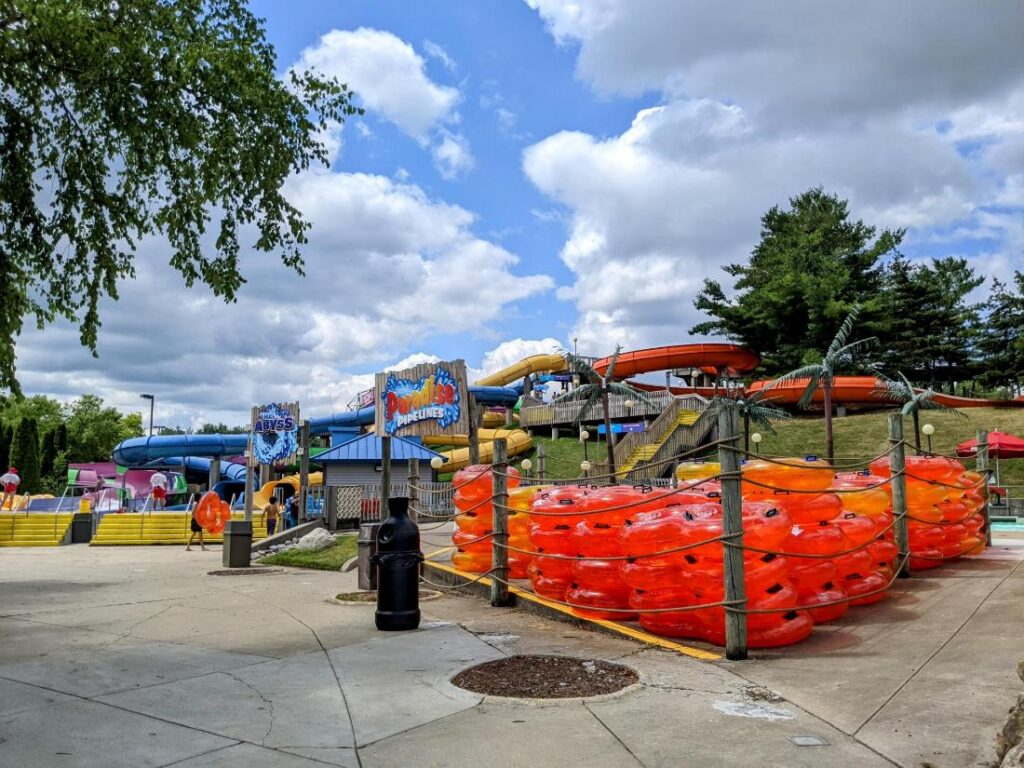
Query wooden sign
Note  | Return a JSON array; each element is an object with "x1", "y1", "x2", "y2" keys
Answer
[{"x1": 374, "y1": 359, "x2": 470, "y2": 437}]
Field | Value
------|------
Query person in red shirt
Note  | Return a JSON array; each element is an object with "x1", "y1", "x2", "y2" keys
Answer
[{"x1": 1, "y1": 467, "x2": 20, "y2": 510}]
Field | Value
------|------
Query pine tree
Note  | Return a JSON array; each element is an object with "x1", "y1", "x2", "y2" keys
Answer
[
  {"x1": 0, "y1": 423, "x2": 11, "y2": 469},
  {"x1": 40, "y1": 428, "x2": 57, "y2": 478},
  {"x1": 977, "y1": 276, "x2": 1024, "y2": 394},
  {"x1": 10, "y1": 418, "x2": 41, "y2": 493}
]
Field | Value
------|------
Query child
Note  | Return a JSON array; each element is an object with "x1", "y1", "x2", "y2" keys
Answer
[
  {"x1": 264, "y1": 498, "x2": 280, "y2": 536},
  {"x1": 1, "y1": 466, "x2": 19, "y2": 510}
]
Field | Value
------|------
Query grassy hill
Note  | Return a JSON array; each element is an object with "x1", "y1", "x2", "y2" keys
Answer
[{"x1": 755, "y1": 407, "x2": 1024, "y2": 487}]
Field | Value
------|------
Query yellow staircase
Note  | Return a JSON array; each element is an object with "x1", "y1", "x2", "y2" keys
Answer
[
  {"x1": 0, "y1": 513, "x2": 74, "y2": 547},
  {"x1": 91, "y1": 512, "x2": 269, "y2": 545},
  {"x1": 618, "y1": 409, "x2": 701, "y2": 475}
]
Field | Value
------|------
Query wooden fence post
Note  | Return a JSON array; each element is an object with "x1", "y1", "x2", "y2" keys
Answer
[
  {"x1": 408, "y1": 458, "x2": 419, "y2": 524},
  {"x1": 380, "y1": 436, "x2": 391, "y2": 522},
  {"x1": 537, "y1": 443, "x2": 546, "y2": 482},
  {"x1": 469, "y1": 397, "x2": 481, "y2": 466},
  {"x1": 977, "y1": 429, "x2": 991, "y2": 546},
  {"x1": 244, "y1": 405, "x2": 256, "y2": 522},
  {"x1": 717, "y1": 407, "x2": 747, "y2": 661},
  {"x1": 298, "y1": 420, "x2": 310, "y2": 524},
  {"x1": 490, "y1": 438, "x2": 511, "y2": 607},
  {"x1": 888, "y1": 414, "x2": 911, "y2": 578}
]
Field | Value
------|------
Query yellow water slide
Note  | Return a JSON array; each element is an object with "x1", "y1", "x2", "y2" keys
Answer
[
  {"x1": 474, "y1": 353, "x2": 567, "y2": 386},
  {"x1": 425, "y1": 428, "x2": 533, "y2": 472},
  {"x1": 252, "y1": 471, "x2": 324, "y2": 510}
]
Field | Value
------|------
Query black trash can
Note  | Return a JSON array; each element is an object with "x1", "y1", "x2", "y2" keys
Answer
[
  {"x1": 71, "y1": 513, "x2": 93, "y2": 544},
  {"x1": 222, "y1": 519, "x2": 253, "y2": 568},
  {"x1": 373, "y1": 498, "x2": 422, "y2": 631},
  {"x1": 358, "y1": 522, "x2": 381, "y2": 591}
]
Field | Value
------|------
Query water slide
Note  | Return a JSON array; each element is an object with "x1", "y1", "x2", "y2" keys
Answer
[
  {"x1": 475, "y1": 353, "x2": 567, "y2": 386},
  {"x1": 747, "y1": 376, "x2": 1024, "y2": 409},
  {"x1": 592, "y1": 344, "x2": 760, "y2": 379}
]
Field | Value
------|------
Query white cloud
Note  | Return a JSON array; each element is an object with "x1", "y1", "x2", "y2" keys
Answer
[
  {"x1": 294, "y1": 27, "x2": 459, "y2": 140},
  {"x1": 15, "y1": 169, "x2": 553, "y2": 427},
  {"x1": 431, "y1": 130, "x2": 475, "y2": 180},
  {"x1": 423, "y1": 40, "x2": 456, "y2": 72},
  {"x1": 523, "y1": 2, "x2": 1024, "y2": 354}
]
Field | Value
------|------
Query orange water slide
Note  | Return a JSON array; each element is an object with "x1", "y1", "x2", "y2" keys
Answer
[
  {"x1": 592, "y1": 343, "x2": 760, "y2": 379},
  {"x1": 748, "y1": 376, "x2": 1024, "y2": 409}
]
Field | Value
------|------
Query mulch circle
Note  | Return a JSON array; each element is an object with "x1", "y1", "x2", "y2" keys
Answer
[
  {"x1": 206, "y1": 566, "x2": 284, "y2": 576},
  {"x1": 335, "y1": 590, "x2": 441, "y2": 603},
  {"x1": 451, "y1": 655, "x2": 638, "y2": 699}
]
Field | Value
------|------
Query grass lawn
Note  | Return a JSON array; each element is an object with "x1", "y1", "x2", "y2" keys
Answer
[
  {"x1": 260, "y1": 535, "x2": 358, "y2": 570},
  {"x1": 754, "y1": 407, "x2": 1024, "y2": 487},
  {"x1": 437, "y1": 434, "x2": 594, "y2": 482}
]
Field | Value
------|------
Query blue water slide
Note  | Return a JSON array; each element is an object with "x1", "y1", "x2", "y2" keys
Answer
[
  {"x1": 141, "y1": 456, "x2": 249, "y2": 482},
  {"x1": 112, "y1": 385, "x2": 520, "y2": 465},
  {"x1": 112, "y1": 434, "x2": 248, "y2": 467}
]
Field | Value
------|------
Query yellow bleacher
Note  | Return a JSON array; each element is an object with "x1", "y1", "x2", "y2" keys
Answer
[{"x1": 90, "y1": 511, "x2": 268, "y2": 545}]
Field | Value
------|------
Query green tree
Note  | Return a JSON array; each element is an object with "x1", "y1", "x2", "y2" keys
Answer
[
  {"x1": 976, "y1": 276, "x2": 1024, "y2": 395},
  {"x1": 10, "y1": 417, "x2": 40, "y2": 492},
  {"x1": 39, "y1": 427, "x2": 56, "y2": 477},
  {"x1": 64, "y1": 395, "x2": 144, "y2": 462},
  {"x1": 0, "y1": 0, "x2": 362, "y2": 393},
  {"x1": 873, "y1": 371, "x2": 966, "y2": 454},
  {"x1": 551, "y1": 347, "x2": 653, "y2": 482},
  {"x1": 692, "y1": 187, "x2": 902, "y2": 374},
  {"x1": 0, "y1": 395, "x2": 64, "y2": 436},
  {"x1": 54, "y1": 422, "x2": 68, "y2": 453},
  {"x1": 767, "y1": 306, "x2": 877, "y2": 463},
  {"x1": 0, "y1": 423, "x2": 12, "y2": 469},
  {"x1": 196, "y1": 422, "x2": 249, "y2": 434}
]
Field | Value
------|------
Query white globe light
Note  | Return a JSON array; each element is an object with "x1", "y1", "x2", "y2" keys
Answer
[
  {"x1": 922, "y1": 423, "x2": 935, "y2": 436},
  {"x1": 751, "y1": 432, "x2": 763, "y2": 444},
  {"x1": 521, "y1": 459, "x2": 532, "y2": 471},
  {"x1": 624, "y1": 399, "x2": 635, "y2": 409},
  {"x1": 580, "y1": 430, "x2": 590, "y2": 441},
  {"x1": 580, "y1": 460, "x2": 591, "y2": 472},
  {"x1": 430, "y1": 457, "x2": 444, "y2": 470}
]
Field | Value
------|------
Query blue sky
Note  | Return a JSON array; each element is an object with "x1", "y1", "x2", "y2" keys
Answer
[{"x1": 13, "y1": 1, "x2": 1024, "y2": 427}]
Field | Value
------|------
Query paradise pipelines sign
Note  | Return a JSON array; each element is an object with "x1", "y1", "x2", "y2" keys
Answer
[
  {"x1": 251, "y1": 402, "x2": 300, "y2": 465},
  {"x1": 375, "y1": 359, "x2": 470, "y2": 437}
]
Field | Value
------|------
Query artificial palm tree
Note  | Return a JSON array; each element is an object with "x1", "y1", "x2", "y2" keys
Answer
[
  {"x1": 705, "y1": 390, "x2": 791, "y2": 455},
  {"x1": 873, "y1": 370, "x2": 966, "y2": 454},
  {"x1": 767, "y1": 305, "x2": 877, "y2": 463},
  {"x1": 551, "y1": 346, "x2": 653, "y2": 481}
]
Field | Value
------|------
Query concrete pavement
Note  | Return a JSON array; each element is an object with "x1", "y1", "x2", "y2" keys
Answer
[{"x1": 0, "y1": 540, "x2": 1021, "y2": 767}]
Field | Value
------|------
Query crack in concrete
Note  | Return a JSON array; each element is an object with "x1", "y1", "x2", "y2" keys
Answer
[
  {"x1": 222, "y1": 670, "x2": 276, "y2": 744},
  {"x1": 583, "y1": 700, "x2": 650, "y2": 768}
]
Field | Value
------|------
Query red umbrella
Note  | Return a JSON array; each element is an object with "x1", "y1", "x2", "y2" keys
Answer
[{"x1": 956, "y1": 431, "x2": 1024, "y2": 459}]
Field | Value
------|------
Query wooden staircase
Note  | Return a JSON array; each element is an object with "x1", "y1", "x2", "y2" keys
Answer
[{"x1": 617, "y1": 408, "x2": 702, "y2": 474}]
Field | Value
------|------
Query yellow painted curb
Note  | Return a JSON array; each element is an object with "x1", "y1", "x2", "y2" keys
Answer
[{"x1": 423, "y1": 559, "x2": 721, "y2": 661}]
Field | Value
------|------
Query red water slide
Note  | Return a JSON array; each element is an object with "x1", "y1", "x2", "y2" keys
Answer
[{"x1": 592, "y1": 343, "x2": 760, "y2": 379}]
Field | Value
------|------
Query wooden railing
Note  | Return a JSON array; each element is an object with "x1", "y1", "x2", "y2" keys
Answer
[
  {"x1": 625, "y1": 412, "x2": 717, "y2": 482},
  {"x1": 520, "y1": 391, "x2": 707, "y2": 428}
]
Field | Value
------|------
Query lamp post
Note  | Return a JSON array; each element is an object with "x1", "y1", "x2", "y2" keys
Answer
[
  {"x1": 922, "y1": 423, "x2": 935, "y2": 455},
  {"x1": 580, "y1": 460, "x2": 591, "y2": 479},
  {"x1": 751, "y1": 432, "x2": 763, "y2": 456},
  {"x1": 580, "y1": 429, "x2": 590, "y2": 462},
  {"x1": 520, "y1": 458, "x2": 532, "y2": 482},
  {"x1": 430, "y1": 456, "x2": 444, "y2": 480},
  {"x1": 140, "y1": 394, "x2": 155, "y2": 437},
  {"x1": 573, "y1": 336, "x2": 578, "y2": 355}
]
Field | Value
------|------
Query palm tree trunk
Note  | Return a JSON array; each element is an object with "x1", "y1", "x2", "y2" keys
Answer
[
  {"x1": 602, "y1": 385, "x2": 616, "y2": 484},
  {"x1": 912, "y1": 409, "x2": 921, "y2": 455},
  {"x1": 823, "y1": 377, "x2": 834, "y2": 464}
]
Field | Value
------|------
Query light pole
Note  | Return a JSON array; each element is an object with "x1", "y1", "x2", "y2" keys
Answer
[
  {"x1": 573, "y1": 336, "x2": 578, "y2": 355},
  {"x1": 430, "y1": 456, "x2": 444, "y2": 480},
  {"x1": 579, "y1": 429, "x2": 590, "y2": 463},
  {"x1": 140, "y1": 394, "x2": 155, "y2": 437},
  {"x1": 580, "y1": 460, "x2": 591, "y2": 479},
  {"x1": 751, "y1": 432, "x2": 763, "y2": 455},
  {"x1": 922, "y1": 423, "x2": 935, "y2": 454},
  {"x1": 520, "y1": 458, "x2": 532, "y2": 483}
]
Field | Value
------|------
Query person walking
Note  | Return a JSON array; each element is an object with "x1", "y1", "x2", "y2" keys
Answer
[
  {"x1": 150, "y1": 471, "x2": 168, "y2": 511},
  {"x1": 1, "y1": 467, "x2": 20, "y2": 510},
  {"x1": 264, "y1": 498, "x2": 280, "y2": 536},
  {"x1": 186, "y1": 506, "x2": 206, "y2": 551}
]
